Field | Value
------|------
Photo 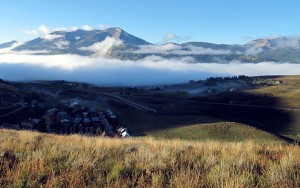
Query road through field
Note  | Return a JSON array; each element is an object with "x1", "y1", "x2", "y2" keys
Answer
[
  {"x1": 124, "y1": 95, "x2": 300, "y2": 112},
  {"x1": 84, "y1": 89, "x2": 157, "y2": 113}
]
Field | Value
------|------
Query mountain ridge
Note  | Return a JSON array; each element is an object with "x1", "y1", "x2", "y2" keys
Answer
[{"x1": 1, "y1": 27, "x2": 300, "y2": 63}]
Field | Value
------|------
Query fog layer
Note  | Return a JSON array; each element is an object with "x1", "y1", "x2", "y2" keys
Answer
[{"x1": 0, "y1": 53, "x2": 300, "y2": 86}]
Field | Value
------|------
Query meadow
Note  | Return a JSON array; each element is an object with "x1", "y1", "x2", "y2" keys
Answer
[{"x1": 1, "y1": 129, "x2": 299, "y2": 187}]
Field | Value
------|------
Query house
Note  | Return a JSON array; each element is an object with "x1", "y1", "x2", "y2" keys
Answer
[
  {"x1": 82, "y1": 116, "x2": 91, "y2": 126},
  {"x1": 21, "y1": 119, "x2": 34, "y2": 129},
  {"x1": 68, "y1": 101, "x2": 79, "y2": 109},
  {"x1": 46, "y1": 108, "x2": 58, "y2": 118},
  {"x1": 92, "y1": 116, "x2": 100, "y2": 123},
  {"x1": 57, "y1": 111, "x2": 68, "y2": 120},
  {"x1": 60, "y1": 119, "x2": 71, "y2": 128},
  {"x1": 73, "y1": 118, "x2": 82, "y2": 127}
]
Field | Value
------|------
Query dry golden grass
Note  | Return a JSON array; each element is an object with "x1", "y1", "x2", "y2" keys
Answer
[
  {"x1": 1, "y1": 129, "x2": 300, "y2": 187},
  {"x1": 244, "y1": 75, "x2": 300, "y2": 108}
]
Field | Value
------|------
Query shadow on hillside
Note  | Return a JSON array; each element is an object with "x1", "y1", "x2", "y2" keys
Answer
[{"x1": 111, "y1": 91, "x2": 295, "y2": 137}]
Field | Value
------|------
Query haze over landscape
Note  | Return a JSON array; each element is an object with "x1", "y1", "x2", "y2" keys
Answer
[
  {"x1": 1, "y1": 1, "x2": 300, "y2": 85},
  {"x1": 1, "y1": 1, "x2": 300, "y2": 187}
]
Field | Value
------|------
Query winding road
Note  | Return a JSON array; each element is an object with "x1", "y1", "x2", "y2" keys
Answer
[{"x1": 0, "y1": 103, "x2": 26, "y2": 118}]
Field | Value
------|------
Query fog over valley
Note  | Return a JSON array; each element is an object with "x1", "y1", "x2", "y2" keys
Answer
[
  {"x1": 0, "y1": 53, "x2": 300, "y2": 85},
  {"x1": 1, "y1": 26, "x2": 300, "y2": 85}
]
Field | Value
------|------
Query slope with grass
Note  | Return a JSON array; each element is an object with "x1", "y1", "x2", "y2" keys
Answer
[
  {"x1": 118, "y1": 75, "x2": 300, "y2": 141},
  {"x1": 241, "y1": 76, "x2": 300, "y2": 139},
  {"x1": 0, "y1": 129, "x2": 299, "y2": 187},
  {"x1": 243, "y1": 75, "x2": 300, "y2": 108},
  {"x1": 146, "y1": 121, "x2": 283, "y2": 142}
]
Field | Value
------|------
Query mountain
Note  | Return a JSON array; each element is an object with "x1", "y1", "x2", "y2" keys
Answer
[
  {"x1": 0, "y1": 40, "x2": 17, "y2": 49},
  {"x1": 109, "y1": 35, "x2": 300, "y2": 63},
  {"x1": 13, "y1": 27, "x2": 150, "y2": 55},
  {"x1": 244, "y1": 36, "x2": 300, "y2": 62},
  {"x1": 245, "y1": 36, "x2": 300, "y2": 50},
  {"x1": 3, "y1": 27, "x2": 300, "y2": 63}
]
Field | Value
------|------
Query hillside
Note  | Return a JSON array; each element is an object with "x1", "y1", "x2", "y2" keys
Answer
[
  {"x1": 0, "y1": 129, "x2": 299, "y2": 187},
  {"x1": 1, "y1": 76, "x2": 299, "y2": 142},
  {"x1": 115, "y1": 75, "x2": 300, "y2": 141},
  {"x1": 241, "y1": 76, "x2": 300, "y2": 140}
]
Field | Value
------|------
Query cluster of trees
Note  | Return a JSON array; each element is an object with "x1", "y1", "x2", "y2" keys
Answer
[
  {"x1": 204, "y1": 75, "x2": 282, "y2": 87},
  {"x1": 204, "y1": 75, "x2": 250, "y2": 86},
  {"x1": 120, "y1": 87, "x2": 146, "y2": 95},
  {"x1": 206, "y1": 75, "x2": 250, "y2": 82}
]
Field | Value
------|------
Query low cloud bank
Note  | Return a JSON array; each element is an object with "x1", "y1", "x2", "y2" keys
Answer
[
  {"x1": 80, "y1": 37, "x2": 123, "y2": 57},
  {"x1": 0, "y1": 52, "x2": 300, "y2": 86},
  {"x1": 128, "y1": 43, "x2": 233, "y2": 55}
]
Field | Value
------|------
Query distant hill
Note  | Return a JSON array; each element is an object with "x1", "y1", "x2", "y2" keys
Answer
[
  {"x1": 1, "y1": 27, "x2": 300, "y2": 63},
  {"x1": 0, "y1": 40, "x2": 17, "y2": 49}
]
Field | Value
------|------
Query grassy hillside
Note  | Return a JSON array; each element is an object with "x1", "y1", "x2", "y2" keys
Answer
[
  {"x1": 244, "y1": 75, "x2": 300, "y2": 108},
  {"x1": 109, "y1": 100, "x2": 283, "y2": 142},
  {"x1": 242, "y1": 76, "x2": 300, "y2": 139},
  {"x1": 118, "y1": 75, "x2": 300, "y2": 141},
  {"x1": 1, "y1": 129, "x2": 300, "y2": 187},
  {"x1": 146, "y1": 121, "x2": 283, "y2": 142}
]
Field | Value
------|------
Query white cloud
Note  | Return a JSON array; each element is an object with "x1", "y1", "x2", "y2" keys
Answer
[
  {"x1": 42, "y1": 34, "x2": 63, "y2": 41},
  {"x1": 135, "y1": 43, "x2": 182, "y2": 54},
  {"x1": 245, "y1": 46, "x2": 263, "y2": 55},
  {"x1": 39, "y1": 25, "x2": 50, "y2": 35},
  {"x1": 163, "y1": 33, "x2": 190, "y2": 43},
  {"x1": 22, "y1": 25, "x2": 95, "y2": 40},
  {"x1": 8, "y1": 50, "x2": 51, "y2": 55},
  {"x1": 0, "y1": 51, "x2": 300, "y2": 86},
  {"x1": 80, "y1": 37, "x2": 123, "y2": 57},
  {"x1": 22, "y1": 25, "x2": 49, "y2": 37},
  {"x1": 37, "y1": 25, "x2": 63, "y2": 41},
  {"x1": 81, "y1": 25, "x2": 93, "y2": 31},
  {"x1": 276, "y1": 36, "x2": 300, "y2": 49},
  {"x1": 0, "y1": 41, "x2": 24, "y2": 53},
  {"x1": 75, "y1": 36, "x2": 81, "y2": 40},
  {"x1": 22, "y1": 25, "x2": 63, "y2": 41},
  {"x1": 55, "y1": 40, "x2": 69, "y2": 49},
  {"x1": 56, "y1": 26, "x2": 78, "y2": 32},
  {"x1": 129, "y1": 43, "x2": 232, "y2": 55}
]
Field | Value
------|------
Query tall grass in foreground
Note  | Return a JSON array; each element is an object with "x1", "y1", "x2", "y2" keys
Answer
[{"x1": 0, "y1": 129, "x2": 300, "y2": 187}]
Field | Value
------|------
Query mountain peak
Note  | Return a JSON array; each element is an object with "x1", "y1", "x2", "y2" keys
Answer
[
  {"x1": 246, "y1": 36, "x2": 300, "y2": 50},
  {"x1": 105, "y1": 27, "x2": 123, "y2": 38},
  {"x1": 12, "y1": 26, "x2": 150, "y2": 53}
]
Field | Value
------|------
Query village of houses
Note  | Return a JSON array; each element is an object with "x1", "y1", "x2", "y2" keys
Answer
[{"x1": 1, "y1": 100, "x2": 130, "y2": 138}]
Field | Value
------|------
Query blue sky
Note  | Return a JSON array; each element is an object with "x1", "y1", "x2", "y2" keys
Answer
[{"x1": 1, "y1": 0, "x2": 300, "y2": 44}]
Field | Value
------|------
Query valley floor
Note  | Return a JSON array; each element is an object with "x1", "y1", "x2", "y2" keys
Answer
[{"x1": 1, "y1": 129, "x2": 300, "y2": 187}]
